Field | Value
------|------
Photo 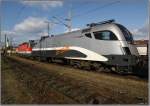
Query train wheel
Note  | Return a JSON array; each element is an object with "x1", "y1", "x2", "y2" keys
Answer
[
  {"x1": 80, "y1": 61, "x2": 91, "y2": 70},
  {"x1": 73, "y1": 64, "x2": 79, "y2": 69},
  {"x1": 113, "y1": 66, "x2": 129, "y2": 75},
  {"x1": 37, "y1": 57, "x2": 41, "y2": 61},
  {"x1": 97, "y1": 67, "x2": 104, "y2": 72},
  {"x1": 63, "y1": 59, "x2": 69, "y2": 65},
  {"x1": 91, "y1": 62, "x2": 99, "y2": 70},
  {"x1": 104, "y1": 67, "x2": 111, "y2": 72},
  {"x1": 47, "y1": 58, "x2": 53, "y2": 63}
]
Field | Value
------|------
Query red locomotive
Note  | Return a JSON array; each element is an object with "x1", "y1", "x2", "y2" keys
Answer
[{"x1": 16, "y1": 42, "x2": 32, "y2": 54}]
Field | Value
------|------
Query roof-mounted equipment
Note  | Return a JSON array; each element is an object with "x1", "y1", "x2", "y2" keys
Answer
[{"x1": 87, "y1": 19, "x2": 115, "y2": 27}]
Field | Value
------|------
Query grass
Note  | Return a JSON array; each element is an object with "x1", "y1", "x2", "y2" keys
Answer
[{"x1": 1, "y1": 55, "x2": 148, "y2": 104}]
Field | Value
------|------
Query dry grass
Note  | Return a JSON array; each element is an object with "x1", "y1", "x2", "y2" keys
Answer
[{"x1": 1, "y1": 56, "x2": 148, "y2": 104}]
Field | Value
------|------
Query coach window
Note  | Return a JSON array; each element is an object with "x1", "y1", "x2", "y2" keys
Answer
[
  {"x1": 93, "y1": 31, "x2": 118, "y2": 40},
  {"x1": 85, "y1": 33, "x2": 92, "y2": 38}
]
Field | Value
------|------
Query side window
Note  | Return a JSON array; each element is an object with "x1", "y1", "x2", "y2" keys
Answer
[
  {"x1": 93, "y1": 31, "x2": 118, "y2": 40},
  {"x1": 101, "y1": 31, "x2": 110, "y2": 40},
  {"x1": 85, "y1": 33, "x2": 92, "y2": 38}
]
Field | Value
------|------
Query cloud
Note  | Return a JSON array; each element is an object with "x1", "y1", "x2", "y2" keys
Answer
[
  {"x1": 2, "y1": 16, "x2": 56, "y2": 44},
  {"x1": 21, "y1": 0, "x2": 63, "y2": 10},
  {"x1": 65, "y1": 28, "x2": 80, "y2": 32},
  {"x1": 14, "y1": 17, "x2": 48, "y2": 33},
  {"x1": 1, "y1": 29, "x2": 43, "y2": 45},
  {"x1": 71, "y1": 28, "x2": 80, "y2": 31},
  {"x1": 131, "y1": 22, "x2": 149, "y2": 40},
  {"x1": 1, "y1": 30, "x2": 17, "y2": 36}
]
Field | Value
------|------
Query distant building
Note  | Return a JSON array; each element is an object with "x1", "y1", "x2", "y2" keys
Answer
[{"x1": 134, "y1": 40, "x2": 148, "y2": 55}]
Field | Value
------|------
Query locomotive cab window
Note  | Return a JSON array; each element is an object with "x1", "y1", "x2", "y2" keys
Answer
[
  {"x1": 93, "y1": 31, "x2": 118, "y2": 40},
  {"x1": 116, "y1": 24, "x2": 133, "y2": 42},
  {"x1": 85, "y1": 33, "x2": 92, "y2": 38}
]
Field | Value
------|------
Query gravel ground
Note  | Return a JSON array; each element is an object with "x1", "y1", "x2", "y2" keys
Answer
[{"x1": 1, "y1": 56, "x2": 148, "y2": 104}]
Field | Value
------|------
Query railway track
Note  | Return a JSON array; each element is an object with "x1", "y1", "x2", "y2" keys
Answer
[
  {"x1": 2, "y1": 55, "x2": 148, "y2": 104},
  {"x1": 18, "y1": 55, "x2": 148, "y2": 80}
]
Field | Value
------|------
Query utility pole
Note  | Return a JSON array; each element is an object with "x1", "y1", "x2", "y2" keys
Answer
[
  {"x1": 65, "y1": 4, "x2": 72, "y2": 32},
  {"x1": 47, "y1": 22, "x2": 50, "y2": 36},
  {"x1": 52, "y1": 3, "x2": 72, "y2": 32},
  {"x1": 4, "y1": 34, "x2": 7, "y2": 55},
  {"x1": 68, "y1": 9, "x2": 72, "y2": 32},
  {"x1": 5, "y1": 34, "x2": 7, "y2": 49},
  {"x1": 44, "y1": 21, "x2": 51, "y2": 36}
]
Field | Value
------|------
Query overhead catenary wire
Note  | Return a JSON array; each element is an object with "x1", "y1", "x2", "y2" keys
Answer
[
  {"x1": 52, "y1": 16, "x2": 69, "y2": 28},
  {"x1": 50, "y1": 1, "x2": 92, "y2": 20},
  {"x1": 48, "y1": 1, "x2": 92, "y2": 30},
  {"x1": 15, "y1": 1, "x2": 121, "y2": 31},
  {"x1": 73, "y1": 0, "x2": 121, "y2": 19},
  {"x1": 14, "y1": 4, "x2": 27, "y2": 24},
  {"x1": 50, "y1": 0, "x2": 121, "y2": 30},
  {"x1": 8, "y1": 0, "x2": 121, "y2": 39}
]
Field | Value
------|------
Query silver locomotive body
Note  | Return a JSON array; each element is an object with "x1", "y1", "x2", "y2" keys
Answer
[{"x1": 32, "y1": 20, "x2": 139, "y2": 71}]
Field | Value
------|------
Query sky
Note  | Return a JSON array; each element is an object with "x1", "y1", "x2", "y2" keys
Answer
[{"x1": 1, "y1": 0, "x2": 149, "y2": 45}]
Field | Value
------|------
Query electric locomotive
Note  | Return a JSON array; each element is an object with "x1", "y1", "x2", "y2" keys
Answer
[{"x1": 31, "y1": 20, "x2": 139, "y2": 73}]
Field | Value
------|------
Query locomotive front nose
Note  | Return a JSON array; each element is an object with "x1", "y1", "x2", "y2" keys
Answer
[
  {"x1": 127, "y1": 43, "x2": 139, "y2": 56},
  {"x1": 116, "y1": 23, "x2": 139, "y2": 56}
]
